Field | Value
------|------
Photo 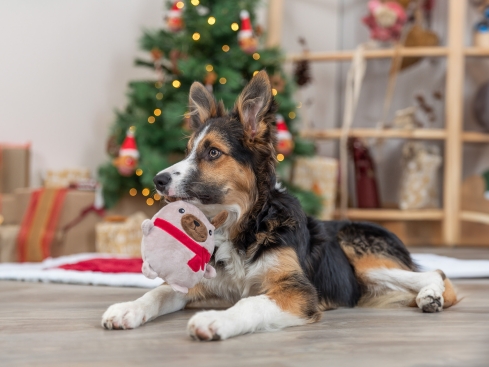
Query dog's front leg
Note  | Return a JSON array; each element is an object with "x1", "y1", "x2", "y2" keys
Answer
[{"x1": 102, "y1": 284, "x2": 189, "y2": 330}]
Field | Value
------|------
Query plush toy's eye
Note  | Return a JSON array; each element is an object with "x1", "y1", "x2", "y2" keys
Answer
[
  {"x1": 209, "y1": 230, "x2": 212, "y2": 236},
  {"x1": 179, "y1": 208, "x2": 185, "y2": 214}
]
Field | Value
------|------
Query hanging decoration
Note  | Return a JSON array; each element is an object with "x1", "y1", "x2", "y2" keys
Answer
[
  {"x1": 238, "y1": 10, "x2": 258, "y2": 54},
  {"x1": 151, "y1": 48, "x2": 165, "y2": 83},
  {"x1": 203, "y1": 71, "x2": 218, "y2": 92},
  {"x1": 293, "y1": 38, "x2": 312, "y2": 87},
  {"x1": 270, "y1": 73, "x2": 286, "y2": 93},
  {"x1": 276, "y1": 114, "x2": 294, "y2": 156},
  {"x1": 113, "y1": 128, "x2": 139, "y2": 177},
  {"x1": 362, "y1": 0, "x2": 407, "y2": 42},
  {"x1": 106, "y1": 134, "x2": 120, "y2": 157},
  {"x1": 167, "y1": 1, "x2": 184, "y2": 33}
]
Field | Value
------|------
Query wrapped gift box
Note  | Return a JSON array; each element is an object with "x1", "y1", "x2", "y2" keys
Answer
[
  {"x1": 293, "y1": 157, "x2": 338, "y2": 220},
  {"x1": 0, "y1": 144, "x2": 30, "y2": 194},
  {"x1": 0, "y1": 225, "x2": 20, "y2": 262}
]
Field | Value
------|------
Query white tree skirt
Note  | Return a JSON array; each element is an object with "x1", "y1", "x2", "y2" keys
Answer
[{"x1": 0, "y1": 253, "x2": 487, "y2": 289}]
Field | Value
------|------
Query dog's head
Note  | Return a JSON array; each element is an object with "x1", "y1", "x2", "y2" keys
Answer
[{"x1": 153, "y1": 71, "x2": 277, "y2": 229}]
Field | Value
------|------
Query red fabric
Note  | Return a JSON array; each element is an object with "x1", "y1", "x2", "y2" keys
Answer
[
  {"x1": 17, "y1": 189, "x2": 42, "y2": 262},
  {"x1": 41, "y1": 189, "x2": 68, "y2": 259},
  {"x1": 58, "y1": 258, "x2": 143, "y2": 273},
  {"x1": 154, "y1": 218, "x2": 211, "y2": 272}
]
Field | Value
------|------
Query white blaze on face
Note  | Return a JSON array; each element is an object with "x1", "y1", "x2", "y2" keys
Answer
[{"x1": 156, "y1": 126, "x2": 209, "y2": 197}]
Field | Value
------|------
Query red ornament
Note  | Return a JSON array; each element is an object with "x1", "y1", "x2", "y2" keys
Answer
[
  {"x1": 167, "y1": 1, "x2": 184, "y2": 32},
  {"x1": 238, "y1": 10, "x2": 258, "y2": 54},
  {"x1": 113, "y1": 129, "x2": 139, "y2": 176},
  {"x1": 276, "y1": 114, "x2": 294, "y2": 156}
]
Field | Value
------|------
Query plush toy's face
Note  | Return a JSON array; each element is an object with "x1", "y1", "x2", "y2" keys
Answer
[{"x1": 181, "y1": 213, "x2": 208, "y2": 242}]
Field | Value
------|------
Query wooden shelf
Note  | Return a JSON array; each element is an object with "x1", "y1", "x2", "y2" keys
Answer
[
  {"x1": 460, "y1": 211, "x2": 489, "y2": 225},
  {"x1": 286, "y1": 47, "x2": 449, "y2": 62},
  {"x1": 301, "y1": 128, "x2": 447, "y2": 140},
  {"x1": 465, "y1": 47, "x2": 489, "y2": 57},
  {"x1": 462, "y1": 131, "x2": 489, "y2": 143},
  {"x1": 335, "y1": 209, "x2": 444, "y2": 221}
]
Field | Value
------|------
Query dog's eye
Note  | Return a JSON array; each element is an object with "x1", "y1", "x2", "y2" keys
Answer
[
  {"x1": 209, "y1": 230, "x2": 212, "y2": 236},
  {"x1": 208, "y1": 148, "x2": 221, "y2": 160},
  {"x1": 179, "y1": 208, "x2": 185, "y2": 214}
]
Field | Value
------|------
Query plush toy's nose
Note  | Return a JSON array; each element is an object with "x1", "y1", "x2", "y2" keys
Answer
[
  {"x1": 153, "y1": 172, "x2": 172, "y2": 192},
  {"x1": 194, "y1": 220, "x2": 200, "y2": 227}
]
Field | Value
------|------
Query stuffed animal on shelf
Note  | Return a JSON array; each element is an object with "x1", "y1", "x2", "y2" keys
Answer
[{"x1": 141, "y1": 201, "x2": 228, "y2": 293}]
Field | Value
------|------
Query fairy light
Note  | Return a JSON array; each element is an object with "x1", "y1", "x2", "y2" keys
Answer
[
  {"x1": 253, "y1": 71, "x2": 259, "y2": 76},
  {"x1": 231, "y1": 23, "x2": 239, "y2": 31},
  {"x1": 172, "y1": 80, "x2": 181, "y2": 88},
  {"x1": 148, "y1": 116, "x2": 155, "y2": 123},
  {"x1": 146, "y1": 198, "x2": 155, "y2": 206},
  {"x1": 272, "y1": 88, "x2": 278, "y2": 96},
  {"x1": 142, "y1": 188, "x2": 150, "y2": 196},
  {"x1": 192, "y1": 32, "x2": 201, "y2": 41},
  {"x1": 129, "y1": 188, "x2": 137, "y2": 196},
  {"x1": 135, "y1": 169, "x2": 143, "y2": 176},
  {"x1": 206, "y1": 64, "x2": 213, "y2": 72},
  {"x1": 129, "y1": 125, "x2": 136, "y2": 133},
  {"x1": 219, "y1": 77, "x2": 227, "y2": 84},
  {"x1": 154, "y1": 193, "x2": 161, "y2": 200},
  {"x1": 208, "y1": 16, "x2": 216, "y2": 25},
  {"x1": 155, "y1": 81, "x2": 162, "y2": 88},
  {"x1": 277, "y1": 154, "x2": 285, "y2": 162},
  {"x1": 176, "y1": 1, "x2": 184, "y2": 9},
  {"x1": 222, "y1": 45, "x2": 230, "y2": 52},
  {"x1": 154, "y1": 109, "x2": 162, "y2": 116},
  {"x1": 191, "y1": 0, "x2": 199, "y2": 5},
  {"x1": 297, "y1": 102, "x2": 302, "y2": 108},
  {"x1": 156, "y1": 92, "x2": 163, "y2": 100},
  {"x1": 288, "y1": 112, "x2": 296, "y2": 119},
  {"x1": 252, "y1": 53, "x2": 260, "y2": 60}
]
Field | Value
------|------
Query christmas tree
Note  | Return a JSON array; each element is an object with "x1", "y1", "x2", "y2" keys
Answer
[{"x1": 99, "y1": 0, "x2": 321, "y2": 215}]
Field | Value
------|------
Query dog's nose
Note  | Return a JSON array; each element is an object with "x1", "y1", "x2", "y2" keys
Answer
[
  {"x1": 194, "y1": 220, "x2": 200, "y2": 227},
  {"x1": 153, "y1": 173, "x2": 172, "y2": 192}
]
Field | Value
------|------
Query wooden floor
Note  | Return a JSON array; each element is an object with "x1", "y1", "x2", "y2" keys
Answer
[{"x1": 1, "y1": 249, "x2": 489, "y2": 367}]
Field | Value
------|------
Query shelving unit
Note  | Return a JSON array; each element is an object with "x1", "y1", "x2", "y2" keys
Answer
[{"x1": 268, "y1": 0, "x2": 489, "y2": 246}]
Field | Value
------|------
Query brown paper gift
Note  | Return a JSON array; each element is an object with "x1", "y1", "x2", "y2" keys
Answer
[
  {"x1": 96, "y1": 212, "x2": 148, "y2": 257},
  {"x1": 0, "y1": 144, "x2": 30, "y2": 194},
  {"x1": 0, "y1": 225, "x2": 20, "y2": 262},
  {"x1": 292, "y1": 157, "x2": 338, "y2": 220},
  {"x1": 0, "y1": 194, "x2": 28, "y2": 225}
]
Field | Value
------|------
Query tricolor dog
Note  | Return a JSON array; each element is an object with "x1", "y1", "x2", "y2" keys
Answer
[{"x1": 102, "y1": 71, "x2": 457, "y2": 341}]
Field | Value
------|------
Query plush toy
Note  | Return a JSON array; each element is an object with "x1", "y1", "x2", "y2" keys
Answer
[{"x1": 141, "y1": 201, "x2": 228, "y2": 293}]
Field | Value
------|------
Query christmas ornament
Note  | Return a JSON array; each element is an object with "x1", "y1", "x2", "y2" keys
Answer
[
  {"x1": 106, "y1": 135, "x2": 120, "y2": 157},
  {"x1": 113, "y1": 129, "x2": 139, "y2": 176},
  {"x1": 167, "y1": 1, "x2": 184, "y2": 32},
  {"x1": 362, "y1": 0, "x2": 407, "y2": 42},
  {"x1": 238, "y1": 10, "x2": 258, "y2": 54},
  {"x1": 271, "y1": 73, "x2": 286, "y2": 93},
  {"x1": 203, "y1": 71, "x2": 217, "y2": 92},
  {"x1": 152, "y1": 48, "x2": 165, "y2": 83},
  {"x1": 293, "y1": 38, "x2": 312, "y2": 87},
  {"x1": 275, "y1": 114, "x2": 294, "y2": 156}
]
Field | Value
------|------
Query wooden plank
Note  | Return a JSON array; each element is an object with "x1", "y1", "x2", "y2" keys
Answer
[
  {"x1": 265, "y1": 0, "x2": 284, "y2": 48},
  {"x1": 460, "y1": 211, "x2": 489, "y2": 225},
  {"x1": 462, "y1": 131, "x2": 489, "y2": 143},
  {"x1": 442, "y1": 0, "x2": 466, "y2": 246},
  {"x1": 335, "y1": 209, "x2": 444, "y2": 221},
  {"x1": 301, "y1": 128, "x2": 446, "y2": 140},
  {"x1": 465, "y1": 47, "x2": 489, "y2": 56},
  {"x1": 286, "y1": 47, "x2": 449, "y2": 62}
]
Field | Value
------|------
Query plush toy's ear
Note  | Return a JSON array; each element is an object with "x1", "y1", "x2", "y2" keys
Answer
[
  {"x1": 204, "y1": 264, "x2": 217, "y2": 279},
  {"x1": 142, "y1": 261, "x2": 158, "y2": 279},
  {"x1": 211, "y1": 211, "x2": 228, "y2": 229},
  {"x1": 141, "y1": 219, "x2": 154, "y2": 236}
]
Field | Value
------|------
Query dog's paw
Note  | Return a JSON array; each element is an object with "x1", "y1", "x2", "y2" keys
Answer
[
  {"x1": 101, "y1": 302, "x2": 149, "y2": 330},
  {"x1": 416, "y1": 285, "x2": 444, "y2": 313},
  {"x1": 187, "y1": 310, "x2": 234, "y2": 341}
]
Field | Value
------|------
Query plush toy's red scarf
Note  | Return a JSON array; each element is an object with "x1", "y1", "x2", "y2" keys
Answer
[{"x1": 154, "y1": 218, "x2": 211, "y2": 272}]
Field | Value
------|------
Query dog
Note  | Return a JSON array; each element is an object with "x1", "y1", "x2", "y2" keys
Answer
[{"x1": 101, "y1": 71, "x2": 457, "y2": 341}]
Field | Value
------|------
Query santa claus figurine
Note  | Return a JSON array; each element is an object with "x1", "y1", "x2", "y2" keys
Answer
[
  {"x1": 238, "y1": 10, "x2": 258, "y2": 53},
  {"x1": 167, "y1": 1, "x2": 184, "y2": 33},
  {"x1": 113, "y1": 129, "x2": 139, "y2": 177},
  {"x1": 276, "y1": 114, "x2": 294, "y2": 156}
]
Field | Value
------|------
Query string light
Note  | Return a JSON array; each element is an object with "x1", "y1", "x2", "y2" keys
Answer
[
  {"x1": 156, "y1": 92, "x2": 163, "y2": 100},
  {"x1": 253, "y1": 71, "x2": 259, "y2": 76},
  {"x1": 231, "y1": 23, "x2": 239, "y2": 31},
  {"x1": 219, "y1": 77, "x2": 227, "y2": 84},
  {"x1": 206, "y1": 64, "x2": 213, "y2": 72},
  {"x1": 297, "y1": 102, "x2": 302, "y2": 108},
  {"x1": 154, "y1": 193, "x2": 161, "y2": 200},
  {"x1": 208, "y1": 17, "x2": 216, "y2": 25},
  {"x1": 148, "y1": 116, "x2": 155, "y2": 123},
  {"x1": 191, "y1": 0, "x2": 199, "y2": 5},
  {"x1": 155, "y1": 81, "x2": 162, "y2": 88},
  {"x1": 192, "y1": 32, "x2": 201, "y2": 41},
  {"x1": 142, "y1": 188, "x2": 150, "y2": 196},
  {"x1": 129, "y1": 188, "x2": 137, "y2": 196},
  {"x1": 176, "y1": 1, "x2": 184, "y2": 9},
  {"x1": 154, "y1": 109, "x2": 162, "y2": 116},
  {"x1": 277, "y1": 154, "x2": 285, "y2": 162},
  {"x1": 252, "y1": 53, "x2": 260, "y2": 60},
  {"x1": 172, "y1": 80, "x2": 181, "y2": 88},
  {"x1": 272, "y1": 88, "x2": 278, "y2": 96},
  {"x1": 222, "y1": 45, "x2": 230, "y2": 52},
  {"x1": 288, "y1": 112, "x2": 296, "y2": 119},
  {"x1": 146, "y1": 198, "x2": 155, "y2": 206},
  {"x1": 129, "y1": 125, "x2": 136, "y2": 133},
  {"x1": 136, "y1": 169, "x2": 143, "y2": 176}
]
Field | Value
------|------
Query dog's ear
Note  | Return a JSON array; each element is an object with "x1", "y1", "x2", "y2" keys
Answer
[
  {"x1": 188, "y1": 82, "x2": 224, "y2": 130},
  {"x1": 211, "y1": 211, "x2": 228, "y2": 229},
  {"x1": 235, "y1": 70, "x2": 273, "y2": 141}
]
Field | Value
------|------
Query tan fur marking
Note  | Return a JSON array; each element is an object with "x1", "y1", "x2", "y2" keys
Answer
[
  {"x1": 261, "y1": 248, "x2": 321, "y2": 323},
  {"x1": 442, "y1": 278, "x2": 458, "y2": 308},
  {"x1": 353, "y1": 254, "x2": 409, "y2": 274}
]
